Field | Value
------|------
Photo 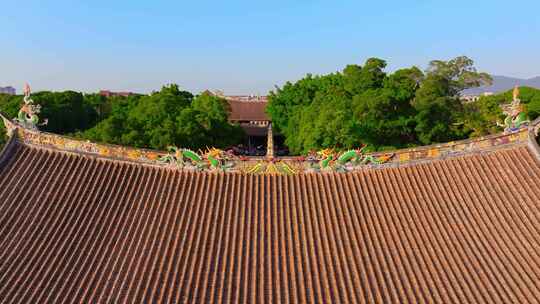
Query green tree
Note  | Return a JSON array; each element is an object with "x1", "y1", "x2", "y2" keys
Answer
[
  {"x1": 413, "y1": 56, "x2": 492, "y2": 144},
  {"x1": 174, "y1": 93, "x2": 245, "y2": 150},
  {"x1": 267, "y1": 56, "x2": 491, "y2": 153},
  {"x1": 81, "y1": 85, "x2": 244, "y2": 150},
  {"x1": 83, "y1": 93, "x2": 113, "y2": 123},
  {"x1": 29, "y1": 91, "x2": 97, "y2": 133},
  {"x1": 426, "y1": 56, "x2": 492, "y2": 95},
  {"x1": 343, "y1": 58, "x2": 387, "y2": 95},
  {"x1": 352, "y1": 67, "x2": 423, "y2": 147},
  {"x1": 528, "y1": 93, "x2": 540, "y2": 119},
  {"x1": 290, "y1": 89, "x2": 361, "y2": 153},
  {"x1": 268, "y1": 57, "x2": 422, "y2": 154},
  {"x1": 412, "y1": 76, "x2": 462, "y2": 144}
]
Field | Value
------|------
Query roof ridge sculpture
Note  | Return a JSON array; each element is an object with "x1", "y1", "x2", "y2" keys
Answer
[
  {"x1": 13, "y1": 84, "x2": 47, "y2": 129},
  {"x1": 1, "y1": 115, "x2": 534, "y2": 174},
  {"x1": 497, "y1": 85, "x2": 530, "y2": 133},
  {"x1": 1, "y1": 83, "x2": 539, "y2": 174}
]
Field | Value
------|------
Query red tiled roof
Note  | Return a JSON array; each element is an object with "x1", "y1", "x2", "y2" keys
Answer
[
  {"x1": 228, "y1": 100, "x2": 269, "y2": 121},
  {"x1": 0, "y1": 129, "x2": 540, "y2": 302}
]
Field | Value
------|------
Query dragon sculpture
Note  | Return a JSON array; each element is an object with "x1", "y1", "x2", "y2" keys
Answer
[
  {"x1": 307, "y1": 145, "x2": 393, "y2": 172},
  {"x1": 14, "y1": 84, "x2": 47, "y2": 129},
  {"x1": 159, "y1": 142, "x2": 393, "y2": 174},
  {"x1": 159, "y1": 146, "x2": 236, "y2": 171},
  {"x1": 497, "y1": 86, "x2": 529, "y2": 133}
]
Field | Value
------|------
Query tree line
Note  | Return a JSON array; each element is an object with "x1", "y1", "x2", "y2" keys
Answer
[{"x1": 1, "y1": 56, "x2": 539, "y2": 153}]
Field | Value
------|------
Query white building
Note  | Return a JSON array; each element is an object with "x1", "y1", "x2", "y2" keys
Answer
[{"x1": 461, "y1": 91, "x2": 494, "y2": 103}]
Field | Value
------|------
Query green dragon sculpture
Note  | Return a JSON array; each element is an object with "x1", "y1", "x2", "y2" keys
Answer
[
  {"x1": 308, "y1": 146, "x2": 393, "y2": 172},
  {"x1": 159, "y1": 146, "x2": 236, "y2": 171},
  {"x1": 497, "y1": 86, "x2": 529, "y2": 133}
]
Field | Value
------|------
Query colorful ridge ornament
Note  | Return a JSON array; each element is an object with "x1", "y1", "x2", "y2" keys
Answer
[
  {"x1": 307, "y1": 146, "x2": 394, "y2": 173},
  {"x1": 498, "y1": 86, "x2": 529, "y2": 133},
  {"x1": 159, "y1": 146, "x2": 236, "y2": 171},
  {"x1": 14, "y1": 84, "x2": 47, "y2": 130}
]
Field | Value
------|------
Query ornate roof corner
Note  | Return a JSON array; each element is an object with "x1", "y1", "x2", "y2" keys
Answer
[
  {"x1": 13, "y1": 84, "x2": 47, "y2": 130},
  {"x1": 497, "y1": 86, "x2": 529, "y2": 133},
  {"x1": 0, "y1": 112, "x2": 18, "y2": 137}
]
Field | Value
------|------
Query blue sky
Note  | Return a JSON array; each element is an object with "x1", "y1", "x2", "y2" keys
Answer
[{"x1": 2, "y1": 0, "x2": 540, "y2": 94}]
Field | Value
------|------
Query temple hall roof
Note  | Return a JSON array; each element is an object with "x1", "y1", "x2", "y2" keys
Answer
[
  {"x1": 0, "y1": 116, "x2": 539, "y2": 303},
  {"x1": 227, "y1": 99, "x2": 269, "y2": 122}
]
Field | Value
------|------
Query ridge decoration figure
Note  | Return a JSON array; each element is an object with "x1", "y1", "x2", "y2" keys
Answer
[
  {"x1": 307, "y1": 145, "x2": 394, "y2": 173},
  {"x1": 498, "y1": 86, "x2": 529, "y2": 133},
  {"x1": 14, "y1": 83, "x2": 48, "y2": 129},
  {"x1": 159, "y1": 146, "x2": 236, "y2": 171}
]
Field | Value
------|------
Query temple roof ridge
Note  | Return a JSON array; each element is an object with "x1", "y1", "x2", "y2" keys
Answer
[{"x1": 2, "y1": 110, "x2": 539, "y2": 174}]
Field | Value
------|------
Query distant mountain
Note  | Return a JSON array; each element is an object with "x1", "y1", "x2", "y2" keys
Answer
[{"x1": 462, "y1": 75, "x2": 540, "y2": 95}]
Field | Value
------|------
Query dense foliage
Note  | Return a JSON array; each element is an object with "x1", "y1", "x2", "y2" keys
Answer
[
  {"x1": 0, "y1": 85, "x2": 245, "y2": 150},
  {"x1": 267, "y1": 56, "x2": 495, "y2": 154},
  {"x1": 79, "y1": 85, "x2": 244, "y2": 150}
]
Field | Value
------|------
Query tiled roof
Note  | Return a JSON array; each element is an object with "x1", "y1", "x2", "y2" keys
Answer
[
  {"x1": 0, "y1": 126, "x2": 540, "y2": 302},
  {"x1": 228, "y1": 100, "x2": 269, "y2": 121}
]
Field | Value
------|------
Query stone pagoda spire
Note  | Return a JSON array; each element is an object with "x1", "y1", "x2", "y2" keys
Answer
[{"x1": 266, "y1": 123, "x2": 274, "y2": 158}]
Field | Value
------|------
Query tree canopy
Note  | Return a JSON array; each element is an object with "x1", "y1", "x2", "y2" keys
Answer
[
  {"x1": 267, "y1": 56, "x2": 493, "y2": 154},
  {"x1": 0, "y1": 85, "x2": 245, "y2": 151},
  {"x1": 79, "y1": 85, "x2": 244, "y2": 150}
]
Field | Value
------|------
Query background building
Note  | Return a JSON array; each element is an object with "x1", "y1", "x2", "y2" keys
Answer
[
  {"x1": 99, "y1": 90, "x2": 134, "y2": 97},
  {"x1": 225, "y1": 95, "x2": 274, "y2": 155},
  {"x1": 0, "y1": 86, "x2": 16, "y2": 95},
  {"x1": 203, "y1": 90, "x2": 285, "y2": 155},
  {"x1": 461, "y1": 91, "x2": 494, "y2": 103}
]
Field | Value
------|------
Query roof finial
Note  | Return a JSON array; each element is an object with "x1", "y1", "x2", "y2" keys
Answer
[{"x1": 24, "y1": 83, "x2": 31, "y2": 97}]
